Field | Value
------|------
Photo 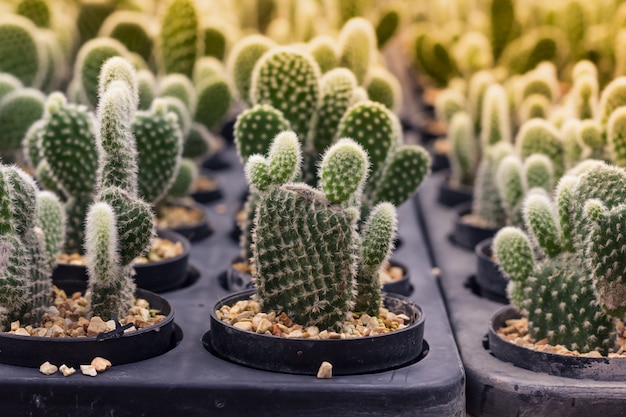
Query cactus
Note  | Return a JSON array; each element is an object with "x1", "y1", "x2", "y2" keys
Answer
[
  {"x1": 76, "y1": 0, "x2": 115, "y2": 45},
  {"x1": 499, "y1": 28, "x2": 564, "y2": 76},
  {"x1": 435, "y1": 88, "x2": 466, "y2": 125},
  {"x1": 515, "y1": 119, "x2": 565, "y2": 179},
  {"x1": 599, "y1": 78, "x2": 626, "y2": 127},
  {"x1": 561, "y1": 119, "x2": 584, "y2": 169},
  {"x1": 227, "y1": 35, "x2": 275, "y2": 107},
  {"x1": 248, "y1": 132, "x2": 400, "y2": 330},
  {"x1": 16, "y1": 0, "x2": 51, "y2": 28},
  {"x1": 307, "y1": 35, "x2": 337, "y2": 74},
  {"x1": 167, "y1": 158, "x2": 198, "y2": 199},
  {"x1": 308, "y1": 68, "x2": 358, "y2": 156},
  {"x1": 453, "y1": 31, "x2": 493, "y2": 76},
  {"x1": 159, "y1": 0, "x2": 199, "y2": 78},
  {"x1": 578, "y1": 119, "x2": 605, "y2": 160},
  {"x1": 250, "y1": 47, "x2": 320, "y2": 144},
  {"x1": 160, "y1": 96, "x2": 191, "y2": 139},
  {"x1": 202, "y1": 23, "x2": 227, "y2": 61},
  {"x1": 375, "y1": 7, "x2": 399, "y2": 49},
  {"x1": 0, "y1": 15, "x2": 45, "y2": 88},
  {"x1": 36, "y1": 29, "x2": 65, "y2": 93},
  {"x1": 194, "y1": 73, "x2": 232, "y2": 132},
  {"x1": 448, "y1": 112, "x2": 479, "y2": 188},
  {"x1": 74, "y1": 37, "x2": 129, "y2": 108},
  {"x1": 137, "y1": 69, "x2": 156, "y2": 110},
  {"x1": 467, "y1": 70, "x2": 495, "y2": 134},
  {"x1": 133, "y1": 98, "x2": 183, "y2": 204},
  {"x1": 0, "y1": 88, "x2": 45, "y2": 158},
  {"x1": 490, "y1": 0, "x2": 516, "y2": 62},
  {"x1": 99, "y1": 11, "x2": 153, "y2": 64},
  {"x1": 158, "y1": 74, "x2": 197, "y2": 116},
  {"x1": 413, "y1": 30, "x2": 458, "y2": 88},
  {"x1": 234, "y1": 104, "x2": 291, "y2": 163},
  {"x1": 518, "y1": 94, "x2": 551, "y2": 124},
  {"x1": 480, "y1": 84, "x2": 511, "y2": 148},
  {"x1": 608, "y1": 107, "x2": 626, "y2": 168},
  {"x1": 0, "y1": 73, "x2": 22, "y2": 102},
  {"x1": 568, "y1": 73, "x2": 598, "y2": 120},
  {"x1": 365, "y1": 67, "x2": 401, "y2": 112},
  {"x1": 337, "y1": 18, "x2": 375, "y2": 85},
  {"x1": 87, "y1": 57, "x2": 154, "y2": 321},
  {"x1": 183, "y1": 122, "x2": 211, "y2": 160}
]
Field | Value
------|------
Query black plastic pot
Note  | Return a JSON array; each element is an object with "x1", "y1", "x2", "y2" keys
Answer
[
  {"x1": 437, "y1": 175, "x2": 473, "y2": 207},
  {"x1": 474, "y1": 238, "x2": 508, "y2": 304},
  {"x1": 0, "y1": 280, "x2": 177, "y2": 368},
  {"x1": 191, "y1": 172, "x2": 223, "y2": 204},
  {"x1": 52, "y1": 229, "x2": 192, "y2": 293},
  {"x1": 381, "y1": 259, "x2": 413, "y2": 297},
  {"x1": 488, "y1": 305, "x2": 626, "y2": 381},
  {"x1": 451, "y1": 202, "x2": 499, "y2": 250},
  {"x1": 158, "y1": 200, "x2": 213, "y2": 242},
  {"x1": 206, "y1": 289, "x2": 426, "y2": 375}
]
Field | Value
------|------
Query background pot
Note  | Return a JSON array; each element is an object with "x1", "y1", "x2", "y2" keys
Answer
[
  {"x1": 191, "y1": 171, "x2": 223, "y2": 204},
  {"x1": 0, "y1": 280, "x2": 177, "y2": 368},
  {"x1": 474, "y1": 238, "x2": 508, "y2": 303},
  {"x1": 158, "y1": 200, "x2": 213, "y2": 242},
  {"x1": 451, "y1": 202, "x2": 499, "y2": 250},
  {"x1": 437, "y1": 174, "x2": 473, "y2": 207},
  {"x1": 381, "y1": 259, "x2": 413, "y2": 297},
  {"x1": 488, "y1": 305, "x2": 626, "y2": 381},
  {"x1": 206, "y1": 289, "x2": 426, "y2": 375},
  {"x1": 52, "y1": 229, "x2": 192, "y2": 293}
]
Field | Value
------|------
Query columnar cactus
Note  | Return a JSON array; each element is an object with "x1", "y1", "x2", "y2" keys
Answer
[
  {"x1": 480, "y1": 84, "x2": 511, "y2": 148},
  {"x1": 568, "y1": 73, "x2": 598, "y2": 120},
  {"x1": 467, "y1": 70, "x2": 495, "y2": 134},
  {"x1": 435, "y1": 88, "x2": 466, "y2": 125},
  {"x1": 448, "y1": 111, "x2": 479, "y2": 188},
  {"x1": 159, "y1": 0, "x2": 200, "y2": 78},
  {"x1": 87, "y1": 57, "x2": 154, "y2": 321},
  {"x1": 227, "y1": 35, "x2": 275, "y2": 107},
  {"x1": 337, "y1": 18, "x2": 376, "y2": 85},
  {"x1": 247, "y1": 132, "x2": 399, "y2": 330}
]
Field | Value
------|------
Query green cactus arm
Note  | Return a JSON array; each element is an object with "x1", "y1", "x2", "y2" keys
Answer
[
  {"x1": 319, "y1": 138, "x2": 369, "y2": 205},
  {"x1": 192, "y1": 56, "x2": 225, "y2": 87},
  {"x1": 365, "y1": 67, "x2": 401, "y2": 112},
  {"x1": 523, "y1": 193, "x2": 562, "y2": 257},
  {"x1": 267, "y1": 131, "x2": 302, "y2": 185},
  {"x1": 471, "y1": 142, "x2": 512, "y2": 228},
  {"x1": 515, "y1": 119, "x2": 565, "y2": 179},
  {"x1": 577, "y1": 119, "x2": 604, "y2": 154},
  {"x1": 448, "y1": 112, "x2": 478, "y2": 188},
  {"x1": 370, "y1": 145, "x2": 431, "y2": 208},
  {"x1": 337, "y1": 18, "x2": 375, "y2": 85},
  {"x1": 0, "y1": 73, "x2": 22, "y2": 102},
  {"x1": 560, "y1": 119, "x2": 584, "y2": 169},
  {"x1": 159, "y1": 0, "x2": 199, "y2": 78},
  {"x1": 22, "y1": 226, "x2": 53, "y2": 324},
  {"x1": 435, "y1": 88, "x2": 466, "y2": 125},
  {"x1": 99, "y1": 11, "x2": 153, "y2": 64},
  {"x1": 496, "y1": 155, "x2": 525, "y2": 228},
  {"x1": 599, "y1": 77, "x2": 626, "y2": 127},
  {"x1": 6, "y1": 167, "x2": 38, "y2": 236},
  {"x1": 308, "y1": 68, "x2": 358, "y2": 155},
  {"x1": 584, "y1": 200, "x2": 626, "y2": 316},
  {"x1": 467, "y1": 70, "x2": 495, "y2": 134},
  {"x1": 194, "y1": 73, "x2": 232, "y2": 131},
  {"x1": 518, "y1": 94, "x2": 550, "y2": 125},
  {"x1": 183, "y1": 122, "x2": 211, "y2": 159},
  {"x1": 480, "y1": 84, "x2": 511, "y2": 148},
  {"x1": 158, "y1": 73, "x2": 197, "y2": 116},
  {"x1": 452, "y1": 31, "x2": 493, "y2": 76},
  {"x1": 76, "y1": 1, "x2": 115, "y2": 45},
  {"x1": 227, "y1": 35, "x2": 275, "y2": 107},
  {"x1": 375, "y1": 7, "x2": 399, "y2": 49},
  {"x1": 524, "y1": 154, "x2": 554, "y2": 192},
  {"x1": 0, "y1": 234, "x2": 30, "y2": 330},
  {"x1": 569, "y1": 73, "x2": 598, "y2": 120},
  {"x1": 493, "y1": 226, "x2": 535, "y2": 310},
  {"x1": 202, "y1": 23, "x2": 228, "y2": 61},
  {"x1": 307, "y1": 35, "x2": 337, "y2": 74},
  {"x1": 16, "y1": 0, "x2": 50, "y2": 28},
  {"x1": 137, "y1": 69, "x2": 156, "y2": 110},
  {"x1": 160, "y1": 96, "x2": 191, "y2": 138},
  {"x1": 74, "y1": 37, "x2": 129, "y2": 108},
  {"x1": 490, "y1": 0, "x2": 516, "y2": 61},
  {"x1": 245, "y1": 155, "x2": 271, "y2": 192},
  {"x1": 21, "y1": 119, "x2": 44, "y2": 171},
  {"x1": 0, "y1": 87, "x2": 45, "y2": 154},
  {"x1": 607, "y1": 107, "x2": 626, "y2": 168},
  {"x1": 85, "y1": 201, "x2": 135, "y2": 321},
  {"x1": 234, "y1": 104, "x2": 291, "y2": 163},
  {"x1": 0, "y1": 15, "x2": 46, "y2": 88},
  {"x1": 555, "y1": 175, "x2": 578, "y2": 252},
  {"x1": 572, "y1": 60, "x2": 597, "y2": 80},
  {"x1": 250, "y1": 47, "x2": 320, "y2": 144},
  {"x1": 35, "y1": 191, "x2": 65, "y2": 266},
  {"x1": 166, "y1": 158, "x2": 197, "y2": 199},
  {"x1": 99, "y1": 57, "x2": 139, "y2": 111}
]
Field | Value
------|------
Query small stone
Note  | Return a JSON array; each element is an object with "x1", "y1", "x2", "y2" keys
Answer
[
  {"x1": 105, "y1": 320, "x2": 116, "y2": 331},
  {"x1": 39, "y1": 361, "x2": 58, "y2": 375},
  {"x1": 584, "y1": 350, "x2": 603, "y2": 358},
  {"x1": 233, "y1": 321, "x2": 253, "y2": 331},
  {"x1": 287, "y1": 329, "x2": 303, "y2": 338},
  {"x1": 10, "y1": 321, "x2": 19, "y2": 331},
  {"x1": 327, "y1": 332, "x2": 341, "y2": 339},
  {"x1": 80, "y1": 365, "x2": 98, "y2": 377},
  {"x1": 14, "y1": 328, "x2": 30, "y2": 336},
  {"x1": 87, "y1": 317, "x2": 108, "y2": 336},
  {"x1": 316, "y1": 361, "x2": 333, "y2": 379},
  {"x1": 49, "y1": 324, "x2": 65, "y2": 337},
  {"x1": 59, "y1": 364, "x2": 75, "y2": 377},
  {"x1": 91, "y1": 357, "x2": 112, "y2": 372},
  {"x1": 256, "y1": 318, "x2": 272, "y2": 334}
]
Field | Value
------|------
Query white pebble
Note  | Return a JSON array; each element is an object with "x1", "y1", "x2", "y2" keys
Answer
[
  {"x1": 39, "y1": 361, "x2": 58, "y2": 375},
  {"x1": 317, "y1": 361, "x2": 333, "y2": 379}
]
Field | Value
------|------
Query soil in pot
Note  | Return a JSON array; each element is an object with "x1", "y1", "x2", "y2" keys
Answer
[
  {"x1": 487, "y1": 306, "x2": 626, "y2": 381},
  {"x1": 0, "y1": 281, "x2": 178, "y2": 368},
  {"x1": 155, "y1": 200, "x2": 213, "y2": 242},
  {"x1": 205, "y1": 289, "x2": 426, "y2": 375},
  {"x1": 474, "y1": 238, "x2": 508, "y2": 303},
  {"x1": 451, "y1": 202, "x2": 499, "y2": 250},
  {"x1": 53, "y1": 229, "x2": 192, "y2": 293},
  {"x1": 191, "y1": 172, "x2": 223, "y2": 204}
]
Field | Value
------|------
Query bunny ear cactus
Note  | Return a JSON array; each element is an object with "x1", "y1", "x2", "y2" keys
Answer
[
  {"x1": 490, "y1": 0, "x2": 516, "y2": 62},
  {"x1": 453, "y1": 31, "x2": 494, "y2": 76},
  {"x1": 158, "y1": 74, "x2": 197, "y2": 116},
  {"x1": 337, "y1": 18, "x2": 376, "y2": 85},
  {"x1": 608, "y1": 107, "x2": 626, "y2": 168},
  {"x1": 561, "y1": 120, "x2": 585, "y2": 170},
  {"x1": 365, "y1": 67, "x2": 402, "y2": 112},
  {"x1": 435, "y1": 88, "x2": 466, "y2": 125},
  {"x1": 568, "y1": 73, "x2": 598, "y2": 120},
  {"x1": 160, "y1": 96, "x2": 191, "y2": 138},
  {"x1": 194, "y1": 72, "x2": 232, "y2": 132},
  {"x1": 227, "y1": 35, "x2": 275, "y2": 107},
  {"x1": 307, "y1": 35, "x2": 338, "y2": 74},
  {"x1": 183, "y1": 122, "x2": 211, "y2": 160},
  {"x1": 515, "y1": 119, "x2": 565, "y2": 179},
  {"x1": 518, "y1": 94, "x2": 551, "y2": 124},
  {"x1": 480, "y1": 84, "x2": 511, "y2": 148},
  {"x1": 412, "y1": 29, "x2": 458, "y2": 88},
  {"x1": 16, "y1": 0, "x2": 51, "y2": 28},
  {"x1": 577, "y1": 119, "x2": 605, "y2": 160},
  {"x1": 448, "y1": 111, "x2": 479, "y2": 188},
  {"x1": 88, "y1": 57, "x2": 154, "y2": 321},
  {"x1": 166, "y1": 158, "x2": 198, "y2": 199},
  {"x1": 202, "y1": 23, "x2": 228, "y2": 61},
  {"x1": 599, "y1": 77, "x2": 626, "y2": 128},
  {"x1": 159, "y1": 0, "x2": 200, "y2": 78},
  {"x1": 0, "y1": 87, "x2": 45, "y2": 159},
  {"x1": 250, "y1": 47, "x2": 321, "y2": 145},
  {"x1": 137, "y1": 69, "x2": 156, "y2": 110},
  {"x1": 0, "y1": 15, "x2": 46, "y2": 88},
  {"x1": 375, "y1": 7, "x2": 399, "y2": 49}
]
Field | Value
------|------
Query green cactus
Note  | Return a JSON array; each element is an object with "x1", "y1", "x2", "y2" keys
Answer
[
  {"x1": 194, "y1": 73, "x2": 232, "y2": 131},
  {"x1": 227, "y1": 35, "x2": 275, "y2": 106},
  {"x1": 0, "y1": 88, "x2": 45, "y2": 157},
  {"x1": 250, "y1": 47, "x2": 320, "y2": 145},
  {"x1": 74, "y1": 37, "x2": 129, "y2": 108},
  {"x1": 99, "y1": 11, "x2": 153, "y2": 64},
  {"x1": 448, "y1": 111, "x2": 479, "y2": 188},
  {"x1": 561, "y1": 119, "x2": 584, "y2": 169},
  {"x1": 16, "y1": 0, "x2": 51, "y2": 28},
  {"x1": 453, "y1": 31, "x2": 493, "y2": 76},
  {"x1": 36, "y1": 29, "x2": 65, "y2": 93},
  {"x1": 308, "y1": 35, "x2": 337, "y2": 74},
  {"x1": 202, "y1": 23, "x2": 227, "y2": 61},
  {"x1": 435, "y1": 88, "x2": 466, "y2": 125},
  {"x1": 480, "y1": 84, "x2": 511, "y2": 148},
  {"x1": 137, "y1": 69, "x2": 156, "y2": 110},
  {"x1": 599, "y1": 77, "x2": 626, "y2": 127},
  {"x1": 0, "y1": 73, "x2": 22, "y2": 102},
  {"x1": 365, "y1": 67, "x2": 401, "y2": 112},
  {"x1": 337, "y1": 0, "x2": 367, "y2": 25},
  {"x1": 608, "y1": 107, "x2": 626, "y2": 168},
  {"x1": 166, "y1": 158, "x2": 197, "y2": 199},
  {"x1": 183, "y1": 122, "x2": 211, "y2": 160},
  {"x1": 234, "y1": 104, "x2": 291, "y2": 163},
  {"x1": 518, "y1": 94, "x2": 551, "y2": 124},
  {"x1": 569, "y1": 73, "x2": 598, "y2": 120},
  {"x1": 572, "y1": 60, "x2": 597, "y2": 80},
  {"x1": 0, "y1": 15, "x2": 45, "y2": 88},
  {"x1": 159, "y1": 96, "x2": 191, "y2": 140},
  {"x1": 308, "y1": 68, "x2": 358, "y2": 155},
  {"x1": 375, "y1": 7, "x2": 399, "y2": 49},
  {"x1": 35, "y1": 191, "x2": 65, "y2": 268},
  {"x1": 134, "y1": 98, "x2": 183, "y2": 204},
  {"x1": 159, "y1": 0, "x2": 199, "y2": 78},
  {"x1": 412, "y1": 28, "x2": 458, "y2": 87},
  {"x1": 193, "y1": 57, "x2": 225, "y2": 87},
  {"x1": 490, "y1": 0, "x2": 516, "y2": 62},
  {"x1": 578, "y1": 119, "x2": 605, "y2": 160},
  {"x1": 467, "y1": 70, "x2": 495, "y2": 134},
  {"x1": 515, "y1": 118, "x2": 565, "y2": 179},
  {"x1": 499, "y1": 28, "x2": 563, "y2": 76},
  {"x1": 76, "y1": 0, "x2": 116, "y2": 45},
  {"x1": 338, "y1": 18, "x2": 375, "y2": 85},
  {"x1": 158, "y1": 74, "x2": 197, "y2": 116}
]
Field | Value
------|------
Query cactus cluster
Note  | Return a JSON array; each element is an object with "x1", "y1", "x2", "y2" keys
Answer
[{"x1": 247, "y1": 132, "x2": 400, "y2": 331}]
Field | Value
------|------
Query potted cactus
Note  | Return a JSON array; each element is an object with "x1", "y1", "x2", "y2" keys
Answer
[{"x1": 208, "y1": 132, "x2": 426, "y2": 375}]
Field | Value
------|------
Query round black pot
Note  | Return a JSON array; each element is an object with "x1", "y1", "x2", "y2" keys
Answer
[
  {"x1": 381, "y1": 259, "x2": 413, "y2": 297},
  {"x1": 190, "y1": 172, "x2": 223, "y2": 204},
  {"x1": 437, "y1": 175, "x2": 473, "y2": 208},
  {"x1": 217, "y1": 256, "x2": 253, "y2": 292},
  {"x1": 0, "y1": 280, "x2": 177, "y2": 368},
  {"x1": 487, "y1": 306, "x2": 626, "y2": 381},
  {"x1": 474, "y1": 238, "x2": 508, "y2": 304},
  {"x1": 52, "y1": 229, "x2": 192, "y2": 293},
  {"x1": 205, "y1": 289, "x2": 426, "y2": 375},
  {"x1": 159, "y1": 200, "x2": 213, "y2": 242},
  {"x1": 430, "y1": 151, "x2": 450, "y2": 173},
  {"x1": 451, "y1": 202, "x2": 499, "y2": 250}
]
